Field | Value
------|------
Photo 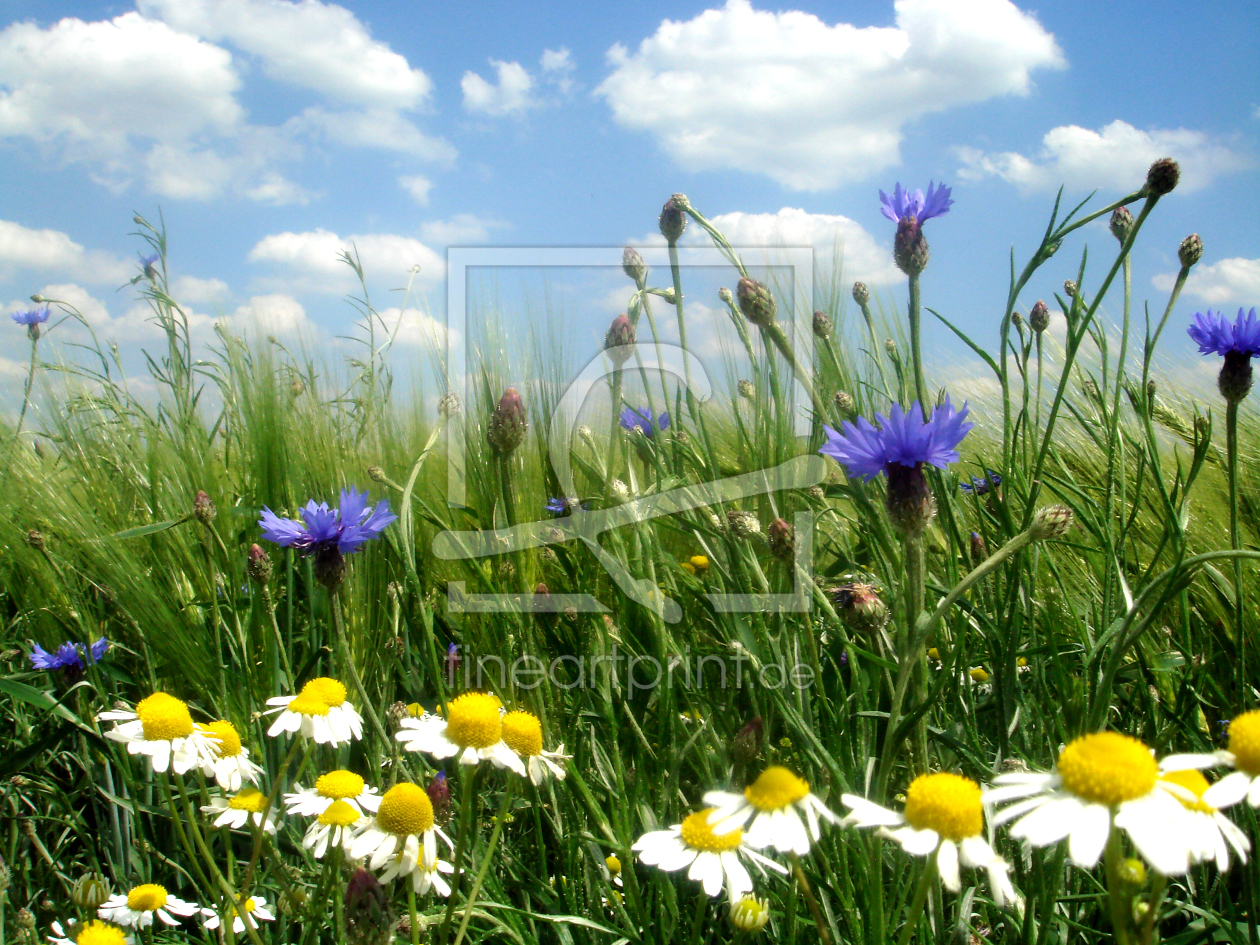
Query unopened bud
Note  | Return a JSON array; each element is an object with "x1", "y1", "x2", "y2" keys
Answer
[
  {"x1": 736, "y1": 278, "x2": 776, "y2": 327},
  {"x1": 812, "y1": 310, "x2": 831, "y2": 339},
  {"x1": 718, "y1": 286, "x2": 734, "y2": 306},
  {"x1": 834, "y1": 390, "x2": 855, "y2": 416},
  {"x1": 970, "y1": 531, "x2": 987, "y2": 564},
  {"x1": 729, "y1": 895, "x2": 770, "y2": 933},
  {"x1": 30, "y1": 294, "x2": 45, "y2": 304},
  {"x1": 622, "y1": 246, "x2": 646, "y2": 283},
  {"x1": 367, "y1": 465, "x2": 386, "y2": 483},
  {"x1": 730, "y1": 717, "x2": 763, "y2": 765},
  {"x1": 1145, "y1": 157, "x2": 1179, "y2": 197},
  {"x1": 1110, "y1": 206, "x2": 1134, "y2": 243},
  {"x1": 737, "y1": 379, "x2": 754, "y2": 399},
  {"x1": 1118, "y1": 858, "x2": 1147, "y2": 889},
  {"x1": 831, "y1": 582, "x2": 889, "y2": 634},
  {"x1": 427, "y1": 771, "x2": 452, "y2": 826},
  {"x1": 15, "y1": 908, "x2": 34, "y2": 931},
  {"x1": 289, "y1": 377, "x2": 305, "y2": 397},
  {"x1": 726, "y1": 509, "x2": 762, "y2": 540},
  {"x1": 487, "y1": 387, "x2": 527, "y2": 455},
  {"x1": 247, "y1": 544, "x2": 272, "y2": 586},
  {"x1": 659, "y1": 196, "x2": 687, "y2": 243},
  {"x1": 72, "y1": 872, "x2": 111, "y2": 910},
  {"x1": 1031, "y1": 505, "x2": 1074, "y2": 540},
  {"x1": 438, "y1": 392, "x2": 461, "y2": 417},
  {"x1": 1064, "y1": 280, "x2": 1078, "y2": 299},
  {"x1": 1029, "y1": 300, "x2": 1049, "y2": 333},
  {"x1": 851, "y1": 281, "x2": 870, "y2": 306},
  {"x1": 604, "y1": 313, "x2": 636, "y2": 366},
  {"x1": 343, "y1": 867, "x2": 393, "y2": 945},
  {"x1": 132, "y1": 215, "x2": 145, "y2": 225},
  {"x1": 26, "y1": 529, "x2": 44, "y2": 551},
  {"x1": 1012, "y1": 311, "x2": 1024, "y2": 330},
  {"x1": 193, "y1": 490, "x2": 216, "y2": 525},
  {"x1": 1178, "y1": 233, "x2": 1203, "y2": 268},
  {"x1": 884, "y1": 338, "x2": 899, "y2": 361},
  {"x1": 767, "y1": 518, "x2": 795, "y2": 562}
]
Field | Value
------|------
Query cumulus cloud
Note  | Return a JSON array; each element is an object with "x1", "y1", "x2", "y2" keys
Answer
[
  {"x1": 0, "y1": 220, "x2": 131, "y2": 284},
  {"x1": 462, "y1": 60, "x2": 536, "y2": 116},
  {"x1": 292, "y1": 106, "x2": 456, "y2": 162},
  {"x1": 596, "y1": 0, "x2": 1064, "y2": 190},
  {"x1": 1153, "y1": 258, "x2": 1260, "y2": 306},
  {"x1": 378, "y1": 306, "x2": 454, "y2": 349},
  {"x1": 171, "y1": 275, "x2": 230, "y2": 304},
  {"x1": 540, "y1": 47, "x2": 575, "y2": 93},
  {"x1": 226, "y1": 293, "x2": 313, "y2": 335},
  {"x1": 248, "y1": 228, "x2": 445, "y2": 292},
  {"x1": 419, "y1": 214, "x2": 507, "y2": 246},
  {"x1": 399, "y1": 174, "x2": 432, "y2": 205},
  {"x1": 956, "y1": 120, "x2": 1252, "y2": 193}
]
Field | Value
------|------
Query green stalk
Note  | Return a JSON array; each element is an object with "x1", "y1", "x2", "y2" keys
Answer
[
  {"x1": 1103, "y1": 822, "x2": 1135, "y2": 945},
  {"x1": 790, "y1": 853, "x2": 833, "y2": 945},
  {"x1": 906, "y1": 271, "x2": 927, "y2": 409},
  {"x1": 452, "y1": 779, "x2": 516, "y2": 945},
  {"x1": 331, "y1": 590, "x2": 395, "y2": 761},
  {"x1": 13, "y1": 335, "x2": 38, "y2": 440},
  {"x1": 438, "y1": 766, "x2": 479, "y2": 945},
  {"x1": 1227, "y1": 401, "x2": 1245, "y2": 698},
  {"x1": 407, "y1": 885, "x2": 420, "y2": 945},
  {"x1": 686, "y1": 891, "x2": 709, "y2": 945},
  {"x1": 894, "y1": 848, "x2": 938, "y2": 945}
]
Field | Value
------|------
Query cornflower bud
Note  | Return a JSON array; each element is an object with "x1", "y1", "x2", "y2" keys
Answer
[
  {"x1": 1029, "y1": 299, "x2": 1050, "y2": 333},
  {"x1": 730, "y1": 717, "x2": 763, "y2": 765},
  {"x1": 767, "y1": 517, "x2": 795, "y2": 562},
  {"x1": 737, "y1": 379, "x2": 755, "y2": 399},
  {"x1": 487, "y1": 387, "x2": 527, "y2": 455},
  {"x1": 812, "y1": 310, "x2": 831, "y2": 338},
  {"x1": 831, "y1": 582, "x2": 889, "y2": 634},
  {"x1": 367, "y1": 465, "x2": 386, "y2": 483},
  {"x1": 834, "y1": 390, "x2": 855, "y2": 416},
  {"x1": 1063, "y1": 279, "x2": 1078, "y2": 298},
  {"x1": 736, "y1": 277, "x2": 776, "y2": 327},
  {"x1": 193, "y1": 490, "x2": 216, "y2": 526},
  {"x1": 1145, "y1": 157, "x2": 1179, "y2": 197},
  {"x1": 1110, "y1": 206, "x2": 1134, "y2": 243},
  {"x1": 726, "y1": 509, "x2": 762, "y2": 540},
  {"x1": 26, "y1": 529, "x2": 44, "y2": 552},
  {"x1": 343, "y1": 868, "x2": 393, "y2": 945},
  {"x1": 659, "y1": 196, "x2": 686, "y2": 243},
  {"x1": 247, "y1": 544, "x2": 272, "y2": 586},
  {"x1": 1030, "y1": 504, "x2": 1074, "y2": 540},
  {"x1": 622, "y1": 246, "x2": 646, "y2": 283},
  {"x1": 718, "y1": 286, "x2": 734, "y2": 306},
  {"x1": 1178, "y1": 233, "x2": 1203, "y2": 268},
  {"x1": 427, "y1": 771, "x2": 453, "y2": 826},
  {"x1": 438, "y1": 392, "x2": 462, "y2": 417},
  {"x1": 851, "y1": 281, "x2": 870, "y2": 306},
  {"x1": 604, "y1": 313, "x2": 636, "y2": 366}
]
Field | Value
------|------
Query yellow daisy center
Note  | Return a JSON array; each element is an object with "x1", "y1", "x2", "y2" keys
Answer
[
  {"x1": 375, "y1": 783, "x2": 435, "y2": 836},
  {"x1": 605, "y1": 855, "x2": 621, "y2": 875},
  {"x1": 1057, "y1": 732, "x2": 1157, "y2": 806},
  {"x1": 199, "y1": 720, "x2": 242, "y2": 758},
  {"x1": 135, "y1": 693, "x2": 193, "y2": 742},
  {"x1": 406, "y1": 703, "x2": 426, "y2": 718},
  {"x1": 744, "y1": 765, "x2": 810, "y2": 811},
  {"x1": 969, "y1": 667, "x2": 989, "y2": 683},
  {"x1": 228, "y1": 788, "x2": 267, "y2": 812},
  {"x1": 445, "y1": 692, "x2": 503, "y2": 750},
  {"x1": 300, "y1": 677, "x2": 348, "y2": 708},
  {"x1": 1228, "y1": 709, "x2": 1260, "y2": 776},
  {"x1": 679, "y1": 809, "x2": 744, "y2": 852},
  {"x1": 231, "y1": 898, "x2": 257, "y2": 916},
  {"x1": 903, "y1": 772, "x2": 983, "y2": 841},
  {"x1": 1161, "y1": 769, "x2": 1216, "y2": 813},
  {"x1": 501, "y1": 711, "x2": 543, "y2": 757},
  {"x1": 690, "y1": 556, "x2": 710, "y2": 571},
  {"x1": 315, "y1": 770, "x2": 366, "y2": 800},
  {"x1": 680, "y1": 562, "x2": 696, "y2": 575},
  {"x1": 76, "y1": 922, "x2": 128, "y2": 945},
  {"x1": 287, "y1": 693, "x2": 330, "y2": 716},
  {"x1": 319, "y1": 800, "x2": 361, "y2": 827},
  {"x1": 730, "y1": 895, "x2": 769, "y2": 932},
  {"x1": 125, "y1": 884, "x2": 168, "y2": 912}
]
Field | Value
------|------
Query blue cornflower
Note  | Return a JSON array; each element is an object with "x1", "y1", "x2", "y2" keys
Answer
[
  {"x1": 11, "y1": 307, "x2": 50, "y2": 327},
  {"x1": 960, "y1": 470, "x2": 1002, "y2": 496},
  {"x1": 1188, "y1": 307, "x2": 1260, "y2": 403},
  {"x1": 619, "y1": 406, "x2": 670, "y2": 439},
  {"x1": 258, "y1": 488, "x2": 396, "y2": 587},
  {"x1": 879, "y1": 182, "x2": 953, "y2": 225},
  {"x1": 546, "y1": 497, "x2": 586, "y2": 516},
  {"x1": 30, "y1": 636, "x2": 109, "y2": 672},
  {"x1": 819, "y1": 399, "x2": 973, "y2": 482}
]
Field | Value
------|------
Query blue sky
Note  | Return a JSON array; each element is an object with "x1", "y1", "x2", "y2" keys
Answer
[{"x1": 1, "y1": 0, "x2": 1257, "y2": 412}]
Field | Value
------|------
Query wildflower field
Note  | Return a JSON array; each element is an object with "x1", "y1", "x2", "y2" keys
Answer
[{"x1": 4, "y1": 158, "x2": 1260, "y2": 945}]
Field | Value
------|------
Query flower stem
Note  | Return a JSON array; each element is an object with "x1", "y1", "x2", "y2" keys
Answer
[
  {"x1": 1227, "y1": 400, "x2": 1245, "y2": 699},
  {"x1": 240, "y1": 737, "x2": 305, "y2": 892},
  {"x1": 894, "y1": 848, "x2": 937, "y2": 945},
  {"x1": 438, "y1": 766, "x2": 479, "y2": 945},
  {"x1": 330, "y1": 590, "x2": 395, "y2": 761},
  {"x1": 1103, "y1": 821, "x2": 1135, "y2": 945},
  {"x1": 906, "y1": 271, "x2": 926, "y2": 409},
  {"x1": 790, "y1": 852, "x2": 833, "y2": 945},
  {"x1": 686, "y1": 891, "x2": 708, "y2": 945},
  {"x1": 407, "y1": 885, "x2": 420, "y2": 945},
  {"x1": 12, "y1": 336, "x2": 37, "y2": 441},
  {"x1": 452, "y1": 778, "x2": 517, "y2": 945}
]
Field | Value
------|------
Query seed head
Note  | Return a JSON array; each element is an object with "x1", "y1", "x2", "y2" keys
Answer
[
  {"x1": 726, "y1": 509, "x2": 762, "y2": 540},
  {"x1": 767, "y1": 517, "x2": 795, "y2": 562},
  {"x1": 1030, "y1": 504, "x2": 1074, "y2": 541},
  {"x1": 1110, "y1": 206, "x2": 1134, "y2": 243},
  {"x1": 736, "y1": 277, "x2": 776, "y2": 327},
  {"x1": 247, "y1": 544, "x2": 272, "y2": 585},
  {"x1": 1178, "y1": 233, "x2": 1203, "y2": 268},
  {"x1": 487, "y1": 387, "x2": 527, "y2": 455},
  {"x1": 1029, "y1": 300, "x2": 1049, "y2": 333},
  {"x1": 831, "y1": 582, "x2": 889, "y2": 635},
  {"x1": 438, "y1": 392, "x2": 462, "y2": 417},
  {"x1": 1145, "y1": 157, "x2": 1180, "y2": 197},
  {"x1": 659, "y1": 196, "x2": 687, "y2": 243},
  {"x1": 193, "y1": 490, "x2": 216, "y2": 526},
  {"x1": 604, "y1": 313, "x2": 636, "y2": 366},
  {"x1": 26, "y1": 529, "x2": 44, "y2": 552},
  {"x1": 852, "y1": 281, "x2": 870, "y2": 306},
  {"x1": 622, "y1": 246, "x2": 646, "y2": 284},
  {"x1": 812, "y1": 310, "x2": 831, "y2": 339}
]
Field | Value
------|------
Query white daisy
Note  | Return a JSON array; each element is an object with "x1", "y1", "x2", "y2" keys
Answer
[
  {"x1": 631, "y1": 808, "x2": 789, "y2": 900},
  {"x1": 500, "y1": 710, "x2": 570, "y2": 785},
  {"x1": 1161, "y1": 709, "x2": 1260, "y2": 809},
  {"x1": 99, "y1": 694, "x2": 221, "y2": 775},
  {"x1": 1158, "y1": 769, "x2": 1250, "y2": 869},
  {"x1": 48, "y1": 920, "x2": 134, "y2": 945},
  {"x1": 284, "y1": 769, "x2": 382, "y2": 818},
  {"x1": 265, "y1": 677, "x2": 362, "y2": 745},
  {"x1": 301, "y1": 800, "x2": 364, "y2": 859},
  {"x1": 985, "y1": 731, "x2": 1194, "y2": 876},
  {"x1": 97, "y1": 885, "x2": 200, "y2": 929},
  {"x1": 395, "y1": 692, "x2": 525, "y2": 775},
  {"x1": 200, "y1": 896, "x2": 274, "y2": 934},
  {"x1": 413, "y1": 859, "x2": 455, "y2": 897},
  {"x1": 705, "y1": 765, "x2": 840, "y2": 856},
  {"x1": 350, "y1": 783, "x2": 451, "y2": 885},
  {"x1": 195, "y1": 720, "x2": 263, "y2": 792},
  {"x1": 842, "y1": 773, "x2": 1017, "y2": 908},
  {"x1": 201, "y1": 788, "x2": 279, "y2": 833}
]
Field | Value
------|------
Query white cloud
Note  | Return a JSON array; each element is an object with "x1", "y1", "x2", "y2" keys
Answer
[
  {"x1": 0, "y1": 219, "x2": 131, "y2": 284},
  {"x1": 1153, "y1": 258, "x2": 1260, "y2": 306},
  {"x1": 172, "y1": 275, "x2": 229, "y2": 304},
  {"x1": 596, "y1": 0, "x2": 1064, "y2": 190},
  {"x1": 32, "y1": 283, "x2": 113, "y2": 326},
  {"x1": 227, "y1": 293, "x2": 313, "y2": 335},
  {"x1": 138, "y1": 0, "x2": 431, "y2": 109},
  {"x1": 957, "y1": 120, "x2": 1251, "y2": 193},
  {"x1": 419, "y1": 214, "x2": 507, "y2": 246},
  {"x1": 462, "y1": 60, "x2": 536, "y2": 116},
  {"x1": 541, "y1": 47, "x2": 575, "y2": 93},
  {"x1": 399, "y1": 174, "x2": 432, "y2": 205},
  {"x1": 248, "y1": 228, "x2": 445, "y2": 292},
  {"x1": 291, "y1": 106, "x2": 456, "y2": 162},
  {"x1": 378, "y1": 306, "x2": 454, "y2": 348}
]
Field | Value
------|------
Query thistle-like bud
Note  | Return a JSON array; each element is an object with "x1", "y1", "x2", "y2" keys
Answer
[
  {"x1": 487, "y1": 387, "x2": 527, "y2": 455},
  {"x1": 343, "y1": 868, "x2": 393, "y2": 945},
  {"x1": 767, "y1": 518, "x2": 795, "y2": 562},
  {"x1": 247, "y1": 544, "x2": 272, "y2": 586},
  {"x1": 1178, "y1": 233, "x2": 1203, "y2": 268},
  {"x1": 27, "y1": 323, "x2": 40, "y2": 342},
  {"x1": 730, "y1": 895, "x2": 770, "y2": 933},
  {"x1": 426, "y1": 771, "x2": 452, "y2": 826},
  {"x1": 893, "y1": 216, "x2": 930, "y2": 275},
  {"x1": 438, "y1": 392, "x2": 462, "y2": 417},
  {"x1": 1219, "y1": 351, "x2": 1254, "y2": 404},
  {"x1": 1030, "y1": 504, "x2": 1074, "y2": 540},
  {"x1": 290, "y1": 377, "x2": 305, "y2": 397},
  {"x1": 604, "y1": 314, "x2": 636, "y2": 366},
  {"x1": 367, "y1": 465, "x2": 386, "y2": 483},
  {"x1": 26, "y1": 529, "x2": 44, "y2": 551},
  {"x1": 1145, "y1": 157, "x2": 1179, "y2": 197},
  {"x1": 831, "y1": 582, "x2": 889, "y2": 634},
  {"x1": 834, "y1": 390, "x2": 855, "y2": 416},
  {"x1": 812, "y1": 310, "x2": 831, "y2": 338},
  {"x1": 726, "y1": 509, "x2": 762, "y2": 540},
  {"x1": 970, "y1": 531, "x2": 987, "y2": 564},
  {"x1": 15, "y1": 908, "x2": 34, "y2": 932},
  {"x1": 885, "y1": 462, "x2": 935, "y2": 535},
  {"x1": 314, "y1": 543, "x2": 346, "y2": 589},
  {"x1": 736, "y1": 277, "x2": 776, "y2": 327},
  {"x1": 884, "y1": 338, "x2": 899, "y2": 362},
  {"x1": 852, "y1": 281, "x2": 870, "y2": 306},
  {"x1": 718, "y1": 286, "x2": 734, "y2": 306},
  {"x1": 1110, "y1": 206, "x2": 1134, "y2": 243},
  {"x1": 132, "y1": 215, "x2": 145, "y2": 226},
  {"x1": 1064, "y1": 279, "x2": 1078, "y2": 298},
  {"x1": 193, "y1": 490, "x2": 216, "y2": 526},
  {"x1": 71, "y1": 872, "x2": 111, "y2": 910},
  {"x1": 1012, "y1": 312, "x2": 1024, "y2": 330},
  {"x1": 737, "y1": 379, "x2": 754, "y2": 399},
  {"x1": 1029, "y1": 299, "x2": 1050, "y2": 333},
  {"x1": 659, "y1": 196, "x2": 687, "y2": 243},
  {"x1": 622, "y1": 246, "x2": 646, "y2": 284},
  {"x1": 730, "y1": 717, "x2": 763, "y2": 765}
]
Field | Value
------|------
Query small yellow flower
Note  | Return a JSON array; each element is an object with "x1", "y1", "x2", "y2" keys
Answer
[
  {"x1": 969, "y1": 667, "x2": 989, "y2": 683},
  {"x1": 689, "y1": 556, "x2": 710, "y2": 572},
  {"x1": 679, "y1": 561, "x2": 696, "y2": 575}
]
